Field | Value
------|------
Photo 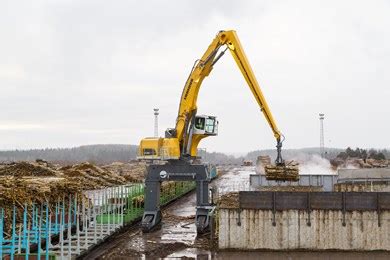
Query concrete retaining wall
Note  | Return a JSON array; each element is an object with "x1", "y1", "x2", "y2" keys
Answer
[
  {"x1": 338, "y1": 168, "x2": 390, "y2": 180},
  {"x1": 250, "y1": 172, "x2": 390, "y2": 192},
  {"x1": 335, "y1": 183, "x2": 390, "y2": 192},
  {"x1": 218, "y1": 209, "x2": 390, "y2": 250},
  {"x1": 250, "y1": 174, "x2": 338, "y2": 191}
]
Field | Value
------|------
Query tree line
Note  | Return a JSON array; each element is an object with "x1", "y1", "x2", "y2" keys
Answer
[
  {"x1": 0, "y1": 144, "x2": 138, "y2": 165},
  {"x1": 0, "y1": 144, "x2": 242, "y2": 165},
  {"x1": 0, "y1": 145, "x2": 387, "y2": 165},
  {"x1": 336, "y1": 147, "x2": 388, "y2": 160}
]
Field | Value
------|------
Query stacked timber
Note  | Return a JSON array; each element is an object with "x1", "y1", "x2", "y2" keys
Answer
[
  {"x1": 256, "y1": 155, "x2": 271, "y2": 174},
  {"x1": 257, "y1": 155, "x2": 271, "y2": 166},
  {"x1": 264, "y1": 161, "x2": 299, "y2": 181}
]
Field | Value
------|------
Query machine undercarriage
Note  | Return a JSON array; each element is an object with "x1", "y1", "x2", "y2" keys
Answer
[{"x1": 141, "y1": 160, "x2": 213, "y2": 233}]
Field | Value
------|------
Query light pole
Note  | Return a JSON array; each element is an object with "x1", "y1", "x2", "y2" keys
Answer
[
  {"x1": 154, "y1": 108, "x2": 159, "y2": 137},
  {"x1": 153, "y1": 108, "x2": 159, "y2": 137},
  {"x1": 319, "y1": 113, "x2": 325, "y2": 158}
]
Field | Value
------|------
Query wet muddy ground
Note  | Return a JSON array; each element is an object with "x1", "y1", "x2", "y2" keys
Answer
[{"x1": 82, "y1": 166, "x2": 390, "y2": 259}]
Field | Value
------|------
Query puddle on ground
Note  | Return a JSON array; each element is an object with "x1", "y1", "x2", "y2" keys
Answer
[
  {"x1": 167, "y1": 250, "x2": 390, "y2": 260},
  {"x1": 85, "y1": 166, "x2": 251, "y2": 259},
  {"x1": 84, "y1": 166, "x2": 389, "y2": 259}
]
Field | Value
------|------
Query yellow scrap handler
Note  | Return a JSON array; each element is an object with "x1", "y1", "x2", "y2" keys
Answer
[
  {"x1": 138, "y1": 30, "x2": 298, "y2": 181},
  {"x1": 137, "y1": 30, "x2": 298, "y2": 233}
]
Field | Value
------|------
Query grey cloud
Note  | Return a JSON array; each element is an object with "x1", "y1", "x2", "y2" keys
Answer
[{"x1": 0, "y1": 0, "x2": 389, "y2": 152}]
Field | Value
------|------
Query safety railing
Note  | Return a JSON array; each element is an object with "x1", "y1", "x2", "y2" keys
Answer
[{"x1": 0, "y1": 181, "x2": 196, "y2": 259}]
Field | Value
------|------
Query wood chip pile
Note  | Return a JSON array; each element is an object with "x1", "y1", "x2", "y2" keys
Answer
[
  {"x1": 102, "y1": 162, "x2": 146, "y2": 182},
  {"x1": 60, "y1": 163, "x2": 127, "y2": 190},
  {"x1": 0, "y1": 176, "x2": 82, "y2": 206},
  {"x1": 330, "y1": 158, "x2": 389, "y2": 169},
  {"x1": 0, "y1": 161, "x2": 59, "y2": 177},
  {"x1": 218, "y1": 192, "x2": 239, "y2": 209},
  {"x1": 0, "y1": 161, "x2": 144, "y2": 207},
  {"x1": 258, "y1": 186, "x2": 323, "y2": 192}
]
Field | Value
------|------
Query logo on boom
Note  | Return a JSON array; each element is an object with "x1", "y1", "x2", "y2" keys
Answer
[{"x1": 183, "y1": 79, "x2": 193, "y2": 100}]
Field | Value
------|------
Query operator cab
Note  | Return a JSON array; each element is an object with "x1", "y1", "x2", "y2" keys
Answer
[{"x1": 193, "y1": 115, "x2": 218, "y2": 136}]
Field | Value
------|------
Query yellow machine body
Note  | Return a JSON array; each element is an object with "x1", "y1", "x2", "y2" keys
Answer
[
  {"x1": 137, "y1": 30, "x2": 288, "y2": 169},
  {"x1": 138, "y1": 137, "x2": 181, "y2": 160}
]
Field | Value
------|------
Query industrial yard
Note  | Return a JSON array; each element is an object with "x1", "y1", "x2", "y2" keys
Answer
[
  {"x1": 0, "y1": 156, "x2": 390, "y2": 259},
  {"x1": 0, "y1": 159, "x2": 198, "y2": 258},
  {"x1": 2, "y1": 0, "x2": 390, "y2": 259},
  {"x1": 83, "y1": 165, "x2": 390, "y2": 258}
]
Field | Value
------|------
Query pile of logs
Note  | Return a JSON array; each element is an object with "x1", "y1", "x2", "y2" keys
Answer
[
  {"x1": 0, "y1": 161, "x2": 128, "y2": 207},
  {"x1": 0, "y1": 176, "x2": 83, "y2": 207},
  {"x1": 264, "y1": 162, "x2": 299, "y2": 181},
  {"x1": 102, "y1": 162, "x2": 146, "y2": 182},
  {"x1": 61, "y1": 162, "x2": 127, "y2": 190}
]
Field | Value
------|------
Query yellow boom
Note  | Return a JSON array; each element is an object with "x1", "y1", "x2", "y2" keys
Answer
[{"x1": 138, "y1": 30, "x2": 284, "y2": 165}]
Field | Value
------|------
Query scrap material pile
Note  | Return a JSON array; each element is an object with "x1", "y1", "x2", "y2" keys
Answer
[{"x1": 264, "y1": 161, "x2": 300, "y2": 181}]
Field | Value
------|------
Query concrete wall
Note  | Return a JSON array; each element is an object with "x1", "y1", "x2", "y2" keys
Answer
[
  {"x1": 218, "y1": 209, "x2": 390, "y2": 251},
  {"x1": 250, "y1": 173, "x2": 390, "y2": 192},
  {"x1": 338, "y1": 168, "x2": 390, "y2": 180},
  {"x1": 335, "y1": 183, "x2": 390, "y2": 192},
  {"x1": 250, "y1": 174, "x2": 337, "y2": 191}
]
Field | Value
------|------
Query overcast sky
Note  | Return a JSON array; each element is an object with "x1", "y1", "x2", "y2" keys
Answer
[{"x1": 1, "y1": 0, "x2": 389, "y2": 153}]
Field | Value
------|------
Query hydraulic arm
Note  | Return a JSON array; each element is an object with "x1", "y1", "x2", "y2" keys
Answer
[
  {"x1": 138, "y1": 30, "x2": 286, "y2": 166},
  {"x1": 139, "y1": 30, "x2": 298, "y2": 234}
]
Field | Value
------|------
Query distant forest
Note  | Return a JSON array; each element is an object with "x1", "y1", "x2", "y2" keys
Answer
[
  {"x1": 0, "y1": 144, "x2": 242, "y2": 165},
  {"x1": 0, "y1": 145, "x2": 387, "y2": 165},
  {"x1": 246, "y1": 147, "x2": 344, "y2": 162},
  {"x1": 335, "y1": 147, "x2": 389, "y2": 160},
  {"x1": 0, "y1": 144, "x2": 138, "y2": 165}
]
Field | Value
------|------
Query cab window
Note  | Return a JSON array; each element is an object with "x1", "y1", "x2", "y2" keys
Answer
[
  {"x1": 205, "y1": 118, "x2": 215, "y2": 133},
  {"x1": 195, "y1": 117, "x2": 205, "y2": 130}
]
